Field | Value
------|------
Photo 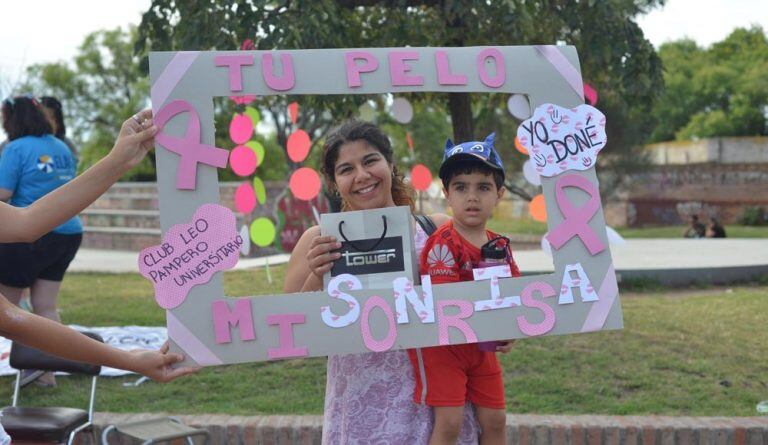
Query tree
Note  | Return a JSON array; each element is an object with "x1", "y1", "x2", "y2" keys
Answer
[
  {"x1": 137, "y1": 0, "x2": 665, "y2": 197},
  {"x1": 649, "y1": 26, "x2": 768, "y2": 142},
  {"x1": 22, "y1": 27, "x2": 153, "y2": 179}
]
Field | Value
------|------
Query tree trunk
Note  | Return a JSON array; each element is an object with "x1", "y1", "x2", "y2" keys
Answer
[{"x1": 448, "y1": 92, "x2": 474, "y2": 142}]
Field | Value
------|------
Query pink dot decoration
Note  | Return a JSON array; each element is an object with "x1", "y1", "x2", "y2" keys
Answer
[
  {"x1": 229, "y1": 114, "x2": 254, "y2": 145},
  {"x1": 234, "y1": 182, "x2": 256, "y2": 214},
  {"x1": 410, "y1": 164, "x2": 432, "y2": 191},
  {"x1": 289, "y1": 167, "x2": 321, "y2": 201},
  {"x1": 229, "y1": 145, "x2": 257, "y2": 177},
  {"x1": 288, "y1": 102, "x2": 299, "y2": 124},
  {"x1": 287, "y1": 129, "x2": 311, "y2": 163},
  {"x1": 583, "y1": 82, "x2": 598, "y2": 106}
]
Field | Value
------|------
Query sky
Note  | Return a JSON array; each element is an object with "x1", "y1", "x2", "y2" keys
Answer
[
  {"x1": 0, "y1": 0, "x2": 150, "y2": 87},
  {"x1": 0, "y1": 0, "x2": 767, "y2": 88}
]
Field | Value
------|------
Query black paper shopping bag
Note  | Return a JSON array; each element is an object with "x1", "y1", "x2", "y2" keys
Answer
[{"x1": 320, "y1": 206, "x2": 418, "y2": 290}]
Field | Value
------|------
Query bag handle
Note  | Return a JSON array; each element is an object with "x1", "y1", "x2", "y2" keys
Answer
[
  {"x1": 414, "y1": 214, "x2": 437, "y2": 235},
  {"x1": 338, "y1": 215, "x2": 388, "y2": 252}
]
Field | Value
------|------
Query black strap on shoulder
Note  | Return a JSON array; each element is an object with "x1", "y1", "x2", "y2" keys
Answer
[{"x1": 414, "y1": 214, "x2": 438, "y2": 236}]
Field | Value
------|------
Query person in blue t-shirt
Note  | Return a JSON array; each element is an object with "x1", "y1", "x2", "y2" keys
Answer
[
  {"x1": 40, "y1": 96, "x2": 78, "y2": 158},
  {"x1": 0, "y1": 96, "x2": 83, "y2": 386}
]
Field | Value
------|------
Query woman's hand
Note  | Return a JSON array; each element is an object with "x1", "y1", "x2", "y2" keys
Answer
[
  {"x1": 306, "y1": 235, "x2": 342, "y2": 278},
  {"x1": 111, "y1": 109, "x2": 158, "y2": 169},
  {"x1": 496, "y1": 339, "x2": 516, "y2": 353},
  {"x1": 128, "y1": 341, "x2": 200, "y2": 383}
]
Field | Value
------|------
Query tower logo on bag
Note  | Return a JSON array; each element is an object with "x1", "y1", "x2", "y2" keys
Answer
[{"x1": 331, "y1": 236, "x2": 405, "y2": 276}]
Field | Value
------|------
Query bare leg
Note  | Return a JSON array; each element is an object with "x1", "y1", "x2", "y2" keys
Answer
[
  {"x1": 429, "y1": 406, "x2": 464, "y2": 445},
  {"x1": 30, "y1": 279, "x2": 63, "y2": 386},
  {"x1": 476, "y1": 406, "x2": 507, "y2": 445},
  {"x1": 2, "y1": 283, "x2": 41, "y2": 385},
  {"x1": 29, "y1": 279, "x2": 62, "y2": 322},
  {"x1": 0, "y1": 283, "x2": 24, "y2": 306}
]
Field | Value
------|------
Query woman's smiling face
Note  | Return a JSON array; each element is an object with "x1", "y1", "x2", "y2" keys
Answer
[{"x1": 333, "y1": 140, "x2": 395, "y2": 211}]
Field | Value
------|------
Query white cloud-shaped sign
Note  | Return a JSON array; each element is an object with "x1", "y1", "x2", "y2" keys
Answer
[{"x1": 517, "y1": 103, "x2": 607, "y2": 178}]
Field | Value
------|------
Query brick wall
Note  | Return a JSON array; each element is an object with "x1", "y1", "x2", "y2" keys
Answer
[
  {"x1": 597, "y1": 137, "x2": 768, "y2": 226},
  {"x1": 645, "y1": 137, "x2": 768, "y2": 165},
  {"x1": 83, "y1": 412, "x2": 768, "y2": 445}
]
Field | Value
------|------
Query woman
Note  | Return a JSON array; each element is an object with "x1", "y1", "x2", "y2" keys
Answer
[
  {"x1": 0, "y1": 108, "x2": 196, "y2": 442},
  {"x1": 0, "y1": 96, "x2": 84, "y2": 386},
  {"x1": 706, "y1": 217, "x2": 726, "y2": 238},
  {"x1": 40, "y1": 96, "x2": 78, "y2": 157},
  {"x1": 284, "y1": 120, "x2": 480, "y2": 444}
]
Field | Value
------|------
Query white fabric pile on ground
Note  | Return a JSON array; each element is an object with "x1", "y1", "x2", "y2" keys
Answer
[{"x1": 0, "y1": 325, "x2": 167, "y2": 377}]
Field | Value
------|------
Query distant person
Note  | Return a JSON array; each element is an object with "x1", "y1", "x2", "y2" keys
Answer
[
  {"x1": 706, "y1": 218, "x2": 726, "y2": 238},
  {"x1": 40, "y1": 96, "x2": 78, "y2": 158},
  {"x1": 683, "y1": 215, "x2": 706, "y2": 238},
  {"x1": 0, "y1": 95, "x2": 83, "y2": 386}
]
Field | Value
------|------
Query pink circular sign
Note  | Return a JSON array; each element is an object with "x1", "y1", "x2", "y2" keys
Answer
[
  {"x1": 287, "y1": 129, "x2": 311, "y2": 163},
  {"x1": 410, "y1": 164, "x2": 432, "y2": 191},
  {"x1": 229, "y1": 145, "x2": 257, "y2": 177},
  {"x1": 289, "y1": 167, "x2": 321, "y2": 201},
  {"x1": 234, "y1": 182, "x2": 256, "y2": 214},
  {"x1": 229, "y1": 114, "x2": 254, "y2": 145}
]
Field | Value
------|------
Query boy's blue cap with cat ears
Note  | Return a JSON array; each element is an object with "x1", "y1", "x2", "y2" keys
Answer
[{"x1": 439, "y1": 133, "x2": 505, "y2": 181}]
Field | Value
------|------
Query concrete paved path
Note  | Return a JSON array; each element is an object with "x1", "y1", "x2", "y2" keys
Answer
[{"x1": 70, "y1": 249, "x2": 291, "y2": 273}]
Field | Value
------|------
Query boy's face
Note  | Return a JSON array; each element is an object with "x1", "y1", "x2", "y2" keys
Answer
[{"x1": 444, "y1": 171, "x2": 504, "y2": 229}]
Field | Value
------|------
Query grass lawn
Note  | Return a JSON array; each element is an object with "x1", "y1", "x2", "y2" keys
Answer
[
  {"x1": 486, "y1": 217, "x2": 768, "y2": 239},
  {"x1": 2, "y1": 267, "x2": 766, "y2": 417},
  {"x1": 616, "y1": 225, "x2": 768, "y2": 239}
]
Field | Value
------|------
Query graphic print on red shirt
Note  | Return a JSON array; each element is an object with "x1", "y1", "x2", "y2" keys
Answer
[{"x1": 420, "y1": 220, "x2": 521, "y2": 285}]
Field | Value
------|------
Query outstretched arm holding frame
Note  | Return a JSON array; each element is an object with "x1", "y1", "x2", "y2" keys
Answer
[
  {"x1": 0, "y1": 110, "x2": 196, "y2": 381},
  {"x1": 0, "y1": 110, "x2": 157, "y2": 243},
  {"x1": 0, "y1": 296, "x2": 195, "y2": 382}
]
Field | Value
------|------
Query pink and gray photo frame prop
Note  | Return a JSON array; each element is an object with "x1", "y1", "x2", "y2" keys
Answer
[{"x1": 147, "y1": 46, "x2": 621, "y2": 367}]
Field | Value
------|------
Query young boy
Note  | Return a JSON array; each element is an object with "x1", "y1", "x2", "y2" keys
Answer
[{"x1": 409, "y1": 133, "x2": 520, "y2": 445}]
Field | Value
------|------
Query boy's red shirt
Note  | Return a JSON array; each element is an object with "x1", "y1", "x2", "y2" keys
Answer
[{"x1": 420, "y1": 220, "x2": 521, "y2": 283}]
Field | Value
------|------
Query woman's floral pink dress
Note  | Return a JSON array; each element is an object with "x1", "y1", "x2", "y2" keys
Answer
[{"x1": 321, "y1": 223, "x2": 480, "y2": 444}]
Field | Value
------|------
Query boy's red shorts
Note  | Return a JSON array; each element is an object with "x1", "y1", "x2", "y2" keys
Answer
[{"x1": 408, "y1": 343, "x2": 505, "y2": 409}]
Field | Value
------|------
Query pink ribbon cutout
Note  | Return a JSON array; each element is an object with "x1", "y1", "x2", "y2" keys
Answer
[
  {"x1": 534, "y1": 45, "x2": 584, "y2": 101},
  {"x1": 546, "y1": 174, "x2": 606, "y2": 255},
  {"x1": 154, "y1": 100, "x2": 229, "y2": 190}
]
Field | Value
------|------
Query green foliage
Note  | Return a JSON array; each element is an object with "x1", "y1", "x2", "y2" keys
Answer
[
  {"x1": 615, "y1": 224, "x2": 768, "y2": 238},
  {"x1": 650, "y1": 26, "x2": 768, "y2": 142},
  {"x1": 377, "y1": 99, "x2": 452, "y2": 176},
  {"x1": 618, "y1": 276, "x2": 664, "y2": 292},
  {"x1": 137, "y1": 0, "x2": 665, "y2": 197},
  {"x1": 22, "y1": 27, "x2": 153, "y2": 180},
  {"x1": 738, "y1": 206, "x2": 767, "y2": 226}
]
